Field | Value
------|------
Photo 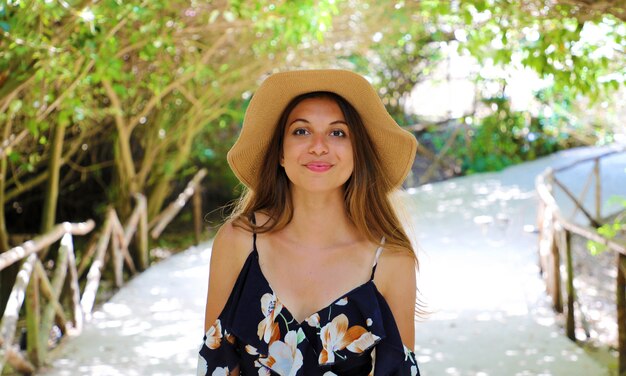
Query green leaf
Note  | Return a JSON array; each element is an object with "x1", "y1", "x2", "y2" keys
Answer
[
  {"x1": 296, "y1": 328, "x2": 306, "y2": 343},
  {"x1": 8, "y1": 151, "x2": 20, "y2": 163}
]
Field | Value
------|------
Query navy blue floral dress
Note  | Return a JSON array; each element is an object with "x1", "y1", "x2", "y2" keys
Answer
[{"x1": 197, "y1": 233, "x2": 420, "y2": 376}]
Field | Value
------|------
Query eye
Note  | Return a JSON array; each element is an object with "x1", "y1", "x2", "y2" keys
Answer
[
  {"x1": 330, "y1": 130, "x2": 346, "y2": 137},
  {"x1": 293, "y1": 128, "x2": 309, "y2": 136}
]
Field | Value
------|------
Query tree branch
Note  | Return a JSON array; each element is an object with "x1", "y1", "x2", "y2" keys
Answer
[{"x1": 126, "y1": 31, "x2": 232, "y2": 133}]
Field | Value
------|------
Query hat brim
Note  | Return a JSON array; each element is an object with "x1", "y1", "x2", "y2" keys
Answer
[{"x1": 227, "y1": 69, "x2": 417, "y2": 191}]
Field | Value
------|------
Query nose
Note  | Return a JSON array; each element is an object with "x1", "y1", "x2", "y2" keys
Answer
[{"x1": 308, "y1": 134, "x2": 328, "y2": 155}]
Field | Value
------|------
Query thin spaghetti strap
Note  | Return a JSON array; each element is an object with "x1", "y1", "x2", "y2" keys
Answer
[
  {"x1": 250, "y1": 213, "x2": 257, "y2": 250},
  {"x1": 370, "y1": 237, "x2": 386, "y2": 280}
]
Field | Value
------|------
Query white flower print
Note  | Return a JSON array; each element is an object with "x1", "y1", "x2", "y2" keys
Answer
[
  {"x1": 335, "y1": 297, "x2": 348, "y2": 306},
  {"x1": 366, "y1": 318, "x2": 373, "y2": 327},
  {"x1": 255, "y1": 359, "x2": 272, "y2": 375},
  {"x1": 258, "y1": 293, "x2": 283, "y2": 344},
  {"x1": 204, "y1": 319, "x2": 223, "y2": 350},
  {"x1": 305, "y1": 313, "x2": 320, "y2": 327},
  {"x1": 258, "y1": 330, "x2": 304, "y2": 376},
  {"x1": 403, "y1": 344, "x2": 416, "y2": 362},
  {"x1": 211, "y1": 367, "x2": 229, "y2": 376},
  {"x1": 196, "y1": 354, "x2": 208, "y2": 376}
]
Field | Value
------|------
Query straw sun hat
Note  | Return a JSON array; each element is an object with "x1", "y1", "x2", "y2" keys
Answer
[{"x1": 227, "y1": 69, "x2": 417, "y2": 191}]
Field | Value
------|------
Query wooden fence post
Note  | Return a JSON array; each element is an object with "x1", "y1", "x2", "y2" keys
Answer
[
  {"x1": 38, "y1": 234, "x2": 71, "y2": 362},
  {"x1": 193, "y1": 187, "x2": 203, "y2": 245},
  {"x1": 0, "y1": 254, "x2": 37, "y2": 372},
  {"x1": 81, "y1": 214, "x2": 112, "y2": 318},
  {"x1": 66, "y1": 238, "x2": 83, "y2": 334},
  {"x1": 550, "y1": 223, "x2": 563, "y2": 313},
  {"x1": 137, "y1": 198, "x2": 149, "y2": 271},
  {"x1": 25, "y1": 263, "x2": 41, "y2": 367},
  {"x1": 594, "y1": 158, "x2": 601, "y2": 221},
  {"x1": 564, "y1": 230, "x2": 576, "y2": 341}
]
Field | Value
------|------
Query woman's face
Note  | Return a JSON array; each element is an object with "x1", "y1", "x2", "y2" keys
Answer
[{"x1": 281, "y1": 97, "x2": 354, "y2": 194}]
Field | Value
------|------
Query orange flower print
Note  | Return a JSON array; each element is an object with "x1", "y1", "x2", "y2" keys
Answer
[
  {"x1": 258, "y1": 330, "x2": 304, "y2": 376},
  {"x1": 318, "y1": 314, "x2": 380, "y2": 364},
  {"x1": 346, "y1": 330, "x2": 380, "y2": 353},
  {"x1": 257, "y1": 293, "x2": 283, "y2": 344},
  {"x1": 246, "y1": 344, "x2": 259, "y2": 355},
  {"x1": 204, "y1": 319, "x2": 223, "y2": 350},
  {"x1": 224, "y1": 330, "x2": 235, "y2": 345}
]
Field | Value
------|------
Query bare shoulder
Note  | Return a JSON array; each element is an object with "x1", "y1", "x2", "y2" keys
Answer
[
  {"x1": 203, "y1": 218, "x2": 254, "y2": 331},
  {"x1": 211, "y1": 218, "x2": 254, "y2": 264},
  {"x1": 375, "y1": 246, "x2": 417, "y2": 289},
  {"x1": 373, "y1": 246, "x2": 417, "y2": 349}
]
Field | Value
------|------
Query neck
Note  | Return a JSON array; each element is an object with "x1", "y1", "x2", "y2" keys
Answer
[{"x1": 283, "y1": 188, "x2": 358, "y2": 248}]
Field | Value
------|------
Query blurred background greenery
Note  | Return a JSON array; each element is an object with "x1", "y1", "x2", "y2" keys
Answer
[{"x1": 0, "y1": 0, "x2": 624, "y2": 291}]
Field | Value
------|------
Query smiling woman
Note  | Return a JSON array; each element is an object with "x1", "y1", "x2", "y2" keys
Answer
[
  {"x1": 198, "y1": 69, "x2": 420, "y2": 376},
  {"x1": 281, "y1": 94, "x2": 354, "y2": 195}
]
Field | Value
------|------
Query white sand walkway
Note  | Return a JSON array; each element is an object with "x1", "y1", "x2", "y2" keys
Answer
[{"x1": 40, "y1": 146, "x2": 625, "y2": 375}]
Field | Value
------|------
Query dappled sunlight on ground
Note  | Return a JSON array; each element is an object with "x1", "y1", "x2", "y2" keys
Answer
[
  {"x1": 40, "y1": 243, "x2": 212, "y2": 376},
  {"x1": 414, "y1": 312, "x2": 594, "y2": 376},
  {"x1": 401, "y1": 146, "x2": 621, "y2": 375}
]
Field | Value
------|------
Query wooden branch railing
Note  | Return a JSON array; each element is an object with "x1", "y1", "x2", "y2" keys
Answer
[
  {"x1": 149, "y1": 168, "x2": 207, "y2": 239},
  {"x1": 0, "y1": 168, "x2": 207, "y2": 374},
  {"x1": 0, "y1": 221, "x2": 94, "y2": 374},
  {"x1": 535, "y1": 148, "x2": 626, "y2": 374}
]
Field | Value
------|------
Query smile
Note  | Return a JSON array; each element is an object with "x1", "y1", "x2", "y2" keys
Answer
[{"x1": 305, "y1": 163, "x2": 332, "y2": 172}]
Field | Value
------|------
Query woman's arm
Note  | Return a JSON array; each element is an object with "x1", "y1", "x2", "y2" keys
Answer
[
  {"x1": 203, "y1": 220, "x2": 252, "y2": 332},
  {"x1": 199, "y1": 221, "x2": 251, "y2": 376}
]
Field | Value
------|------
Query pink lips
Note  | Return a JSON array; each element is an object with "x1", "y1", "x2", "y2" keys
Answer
[{"x1": 305, "y1": 162, "x2": 332, "y2": 172}]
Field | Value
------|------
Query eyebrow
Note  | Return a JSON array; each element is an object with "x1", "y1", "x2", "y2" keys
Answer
[{"x1": 288, "y1": 118, "x2": 348, "y2": 126}]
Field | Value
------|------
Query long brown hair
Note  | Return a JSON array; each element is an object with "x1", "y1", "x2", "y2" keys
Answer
[{"x1": 230, "y1": 91, "x2": 417, "y2": 261}]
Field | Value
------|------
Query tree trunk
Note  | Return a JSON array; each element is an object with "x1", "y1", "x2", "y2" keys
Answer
[
  {"x1": 112, "y1": 131, "x2": 136, "y2": 221},
  {"x1": 39, "y1": 121, "x2": 67, "y2": 260},
  {"x1": 0, "y1": 147, "x2": 9, "y2": 252},
  {"x1": 147, "y1": 176, "x2": 174, "y2": 221},
  {"x1": 0, "y1": 124, "x2": 14, "y2": 314}
]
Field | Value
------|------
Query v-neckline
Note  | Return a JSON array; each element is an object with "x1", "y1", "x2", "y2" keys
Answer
[{"x1": 251, "y1": 248, "x2": 374, "y2": 326}]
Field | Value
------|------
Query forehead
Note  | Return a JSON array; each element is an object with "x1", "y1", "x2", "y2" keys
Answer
[{"x1": 287, "y1": 96, "x2": 345, "y2": 121}]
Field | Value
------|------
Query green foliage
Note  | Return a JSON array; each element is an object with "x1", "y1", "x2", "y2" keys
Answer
[
  {"x1": 587, "y1": 196, "x2": 626, "y2": 255},
  {"x1": 354, "y1": 1, "x2": 623, "y2": 177},
  {"x1": 422, "y1": 92, "x2": 586, "y2": 174},
  {"x1": 1, "y1": 0, "x2": 342, "y2": 223}
]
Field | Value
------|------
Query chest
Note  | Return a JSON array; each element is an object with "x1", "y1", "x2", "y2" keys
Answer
[{"x1": 256, "y1": 240, "x2": 374, "y2": 323}]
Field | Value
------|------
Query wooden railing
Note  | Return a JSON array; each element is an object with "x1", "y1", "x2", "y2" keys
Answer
[
  {"x1": 0, "y1": 221, "x2": 95, "y2": 374},
  {"x1": 535, "y1": 149, "x2": 626, "y2": 374},
  {"x1": 0, "y1": 168, "x2": 206, "y2": 374}
]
